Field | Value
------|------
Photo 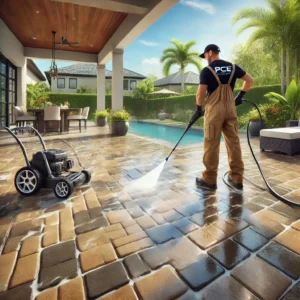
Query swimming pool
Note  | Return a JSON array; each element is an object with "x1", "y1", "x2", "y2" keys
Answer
[{"x1": 129, "y1": 121, "x2": 204, "y2": 144}]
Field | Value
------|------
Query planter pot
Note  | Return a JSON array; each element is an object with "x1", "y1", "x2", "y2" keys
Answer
[
  {"x1": 111, "y1": 121, "x2": 129, "y2": 136},
  {"x1": 286, "y1": 120, "x2": 299, "y2": 127},
  {"x1": 249, "y1": 120, "x2": 265, "y2": 137},
  {"x1": 157, "y1": 112, "x2": 168, "y2": 120},
  {"x1": 96, "y1": 117, "x2": 107, "y2": 127}
]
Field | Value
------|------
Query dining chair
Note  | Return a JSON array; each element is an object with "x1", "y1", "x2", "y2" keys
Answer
[
  {"x1": 44, "y1": 106, "x2": 61, "y2": 135},
  {"x1": 67, "y1": 107, "x2": 89, "y2": 133},
  {"x1": 14, "y1": 106, "x2": 38, "y2": 129}
]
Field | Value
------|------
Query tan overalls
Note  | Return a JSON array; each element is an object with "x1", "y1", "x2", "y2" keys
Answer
[{"x1": 202, "y1": 64, "x2": 244, "y2": 185}]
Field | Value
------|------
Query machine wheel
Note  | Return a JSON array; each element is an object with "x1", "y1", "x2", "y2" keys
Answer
[
  {"x1": 82, "y1": 170, "x2": 92, "y2": 184},
  {"x1": 15, "y1": 167, "x2": 43, "y2": 196},
  {"x1": 54, "y1": 178, "x2": 74, "y2": 199}
]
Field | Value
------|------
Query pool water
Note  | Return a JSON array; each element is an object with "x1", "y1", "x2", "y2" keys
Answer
[{"x1": 129, "y1": 121, "x2": 204, "y2": 144}]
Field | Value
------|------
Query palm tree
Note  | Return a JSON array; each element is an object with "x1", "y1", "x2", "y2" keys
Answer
[
  {"x1": 232, "y1": 0, "x2": 300, "y2": 95},
  {"x1": 160, "y1": 39, "x2": 202, "y2": 93}
]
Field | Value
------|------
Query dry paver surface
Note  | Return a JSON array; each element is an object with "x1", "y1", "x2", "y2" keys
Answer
[{"x1": 0, "y1": 123, "x2": 300, "y2": 299}]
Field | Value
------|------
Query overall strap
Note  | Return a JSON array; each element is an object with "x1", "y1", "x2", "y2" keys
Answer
[
  {"x1": 207, "y1": 66, "x2": 221, "y2": 85},
  {"x1": 228, "y1": 64, "x2": 236, "y2": 84}
]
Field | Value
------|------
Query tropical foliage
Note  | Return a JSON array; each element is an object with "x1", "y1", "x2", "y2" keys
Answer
[
  {"x1": 26, "y1": 82, "x2": 50, "y2": 108},
  {"x1": 232, "y1": 0, "x2": 300, "y2": 95},
  {"x1": 264, "y1": 79, "x2": 300, "y2": 120},
  {"x1": 160, "y1": 39, "x2": 202, "y2": 93},
  {"x1": 133, "y1": 75, "x2": 156, "y2": 100}
]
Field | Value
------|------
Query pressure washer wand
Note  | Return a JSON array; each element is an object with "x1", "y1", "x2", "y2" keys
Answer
[{"x1": 165, "y1": 112, "x2": 205, "y2": 161}]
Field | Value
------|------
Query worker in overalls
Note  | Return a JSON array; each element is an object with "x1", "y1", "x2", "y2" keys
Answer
[{"x1": 190, "y1": 44, "x2": 254, "y2": 190}]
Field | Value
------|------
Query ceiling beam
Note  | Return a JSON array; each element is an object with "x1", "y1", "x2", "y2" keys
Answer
[
  {"x1": 24, "y1": 47, "x2": 98, "y2": 63},
  {"x1": 50, "y1": 0, "x2": 149, "y2": 15},
  {"x1": 97, "y1": 0, "x2": 179, "y2": 64}
]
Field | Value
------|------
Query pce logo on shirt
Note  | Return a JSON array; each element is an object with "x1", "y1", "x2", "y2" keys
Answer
[{"x1": 214, "y1": 66, "x2": 232, "y2": 73}]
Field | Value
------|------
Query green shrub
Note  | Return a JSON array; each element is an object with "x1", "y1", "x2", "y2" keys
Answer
[
  {"x1": 94, "y1": 110, "x2": 110, "y2": 120},
  {"x1": 46, "y1": 84, "x2": 281, "y2": 125},
  {"x1": 109, "y1": 110, "x2": 130, "y2": 122}
]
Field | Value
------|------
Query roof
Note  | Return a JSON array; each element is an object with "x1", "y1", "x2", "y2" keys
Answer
[
  {"x1": 27, "y1": 59, "x2": 46, "y2": 81},
  {"x1": 44, "y1": 63, "x2": 146, "y2": 84},
  {"x1": 154, "y1": 71, "x2": 199, "y2": 86}
]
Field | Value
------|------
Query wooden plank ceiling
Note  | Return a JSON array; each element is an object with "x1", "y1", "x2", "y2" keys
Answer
[{"x1": 0, "y1": 0, "x2": 128, "y2": 54}]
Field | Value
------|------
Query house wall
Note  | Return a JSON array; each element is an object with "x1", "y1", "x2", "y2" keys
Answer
[
  {"x1": 26, "y1": 68, "x2": 42, "y2": 85},
  {"x1": 50, "y1": 76, "x2": 142, "y2": 94}
]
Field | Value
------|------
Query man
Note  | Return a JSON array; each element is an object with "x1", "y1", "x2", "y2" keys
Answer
[{"x1": 190, "y1": 44, "x2": 254, "y2": 190}]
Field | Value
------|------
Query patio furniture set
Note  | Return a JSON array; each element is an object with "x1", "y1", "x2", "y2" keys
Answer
[
  {"x1": 260, "y1": 120, "x2": 300, "y2": 155},
  {"x1": 14, "y1": 106, "x2": 90, "y2": 134}
]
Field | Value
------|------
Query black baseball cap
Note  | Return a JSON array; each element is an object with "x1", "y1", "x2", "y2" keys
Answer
[{"x1": 199, "y1": 44, "x2": 221, "y2": 58}]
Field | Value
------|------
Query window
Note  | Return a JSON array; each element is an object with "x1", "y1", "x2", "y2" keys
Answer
[
  {"x1": 130, "y1": 80, "x2": 137, "y2": 90},
  {"x1": 57, "y1": 78, "x2": 65, "y2": 89},
  {"x1": 69, "y1": 78, "x2": 77, "y2": 89},
  {"x1": 123, "y1": 79, "x2": 129, "y2": 90}
]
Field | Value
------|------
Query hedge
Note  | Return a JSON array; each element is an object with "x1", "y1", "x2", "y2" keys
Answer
[{"x1": 47, "y1": 84, "x2": 281, "y2": 120}]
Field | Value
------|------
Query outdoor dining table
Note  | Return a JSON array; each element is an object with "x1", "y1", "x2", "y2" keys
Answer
[{"x1": 27, "y1": 108, "x2": 81, "y2": 133}]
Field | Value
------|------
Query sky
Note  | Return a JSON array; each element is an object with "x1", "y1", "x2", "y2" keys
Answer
[{"x1": 34, "y1": 0, "x2": 267, "y2": 80}]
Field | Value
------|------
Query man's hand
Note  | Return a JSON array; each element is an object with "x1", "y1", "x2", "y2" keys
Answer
[
  {"x1": 235, "y1": 90, "x2": 246, "y2": 106},
  {"x1": 189, "y1": 105, "x2": 203, "y2": 124}
]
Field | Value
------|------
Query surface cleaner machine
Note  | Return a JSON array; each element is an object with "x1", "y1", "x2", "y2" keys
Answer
[{"x1": 4, "y1": 126, "x2": 91, "y2": 199}]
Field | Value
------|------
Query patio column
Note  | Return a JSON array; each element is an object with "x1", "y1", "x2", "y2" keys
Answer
[
  {"x1": 96, "y1": 64, "x2": 106, "y2": 111},
  {"x1": 17, "y1": 58, "x2": 27, "y2": 108},
  {"x1": 112, "y1": 49, "x2": 124, "y2": 112}
]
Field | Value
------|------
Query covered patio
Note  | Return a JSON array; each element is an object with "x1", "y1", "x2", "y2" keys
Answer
[
  {"x1": 0, "y1": 0, "x2": 179, "y2": 127},
  {"x1": 0, "y1": 123, "x2": 300, "y2": 299}
]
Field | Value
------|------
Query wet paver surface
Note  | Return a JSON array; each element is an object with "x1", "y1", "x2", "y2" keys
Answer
[{"x1": 0, "y1": 123, "x2": 300, "y2": 299}]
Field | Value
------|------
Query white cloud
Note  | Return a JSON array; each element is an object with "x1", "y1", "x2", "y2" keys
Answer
[
  {"x1": 180, "y1": 0, "x2": 215, "y2": 15},
  {"x1": 139, "y1": 40, "x2": 159, "y2": 47},
  {"x1": 142, "y1": 58, "x2": 160, "y2": 65}
]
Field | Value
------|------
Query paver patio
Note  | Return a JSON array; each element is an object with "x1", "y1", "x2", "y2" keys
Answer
[{"x1": 0, "y1": 123, "x2": 300, "y2": 300}]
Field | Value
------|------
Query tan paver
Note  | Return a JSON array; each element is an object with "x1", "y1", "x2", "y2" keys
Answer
[
  {"x1": 45, "y1": 213, "x2": 59, "y2": 225},
  {"x1": 113, "y1": 231, "x2": 147, "y2": 248},
  {"x1": 59, "y1": 277, "x2": 85, "y2": 300},
  {"x1": 0, "y1": 251, "x2": 18, "y2": 293},
  {"x1": 292, "y1": 220, "x2": 300, "y2": 231},
  {"x1": 135, "y1": 266, "x2": 188, "y2": 300},
  {"x1": 100, "y1": 285, "x2": 139, "y2": 300},
  {"x1": 106, "y1": 210, "x2": 132, "y2": 224},
  {"x1": 43, "y1": 225, "x2": 59, "y2": 247},
  {"x1": 9, "y1": 253, "x2": 39, "y2": 288},
  {"x1": 116, "y1": 237, "x2": 154, "y2": 257},
  {"x1": 275, "y1": 228, "x2": 300, "y2": 254},
  {"x1": 20, "y1": 235, "x2": 40, "y2": 257},
  {"x1": 84, "y1": 189, "x2": 100, "y2": 209},
  {"x1": 135, "y1": 215, "x2": 157, "y2": 230},
  {"x1": 80, "y1": 244, "x2": 117, "y2": 272},
  {"x1": 77, "y1": 228, "x2": 110, "y2": 252},
  {"x1": 35, "y1": 287, "x2": 58, "y2": 300},
  {"x1": 60, "y1": 207, "x2": 75, "y2": 241}
]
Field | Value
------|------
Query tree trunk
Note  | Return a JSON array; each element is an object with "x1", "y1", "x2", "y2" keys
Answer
[
  {"x1": 286, "y1": 49, "x2": 290, "y2": 88},
  {"x1": 281, "y1": 46, "x2": 286, "y2": 95},
  {"x1": 181, "y1": 68, "x2": 185, "y2": 94}
]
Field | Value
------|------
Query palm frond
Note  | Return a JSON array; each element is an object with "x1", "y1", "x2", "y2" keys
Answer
[
  {"x1": 183, "y1": 40, "x2": 197, "y2": 52},
  {"x1": 232, "y1": 8, "x2": 271, "y2": 25},
  {"x1": 162, "y1": 59, "x2": 178, "y2": 77},
  {"x1": 185, "y1": 57, "x2": 202, "y2": 72},
  {"x1": 245, "y1": 28, "x2": 276, "y2": 48}
]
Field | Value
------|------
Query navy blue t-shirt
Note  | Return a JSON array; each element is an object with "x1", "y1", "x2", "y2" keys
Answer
[{"x1": 199, "y1": 60, "x2": 246, "y2": 95}]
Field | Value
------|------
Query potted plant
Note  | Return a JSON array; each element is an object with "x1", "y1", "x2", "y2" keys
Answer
[
  {"x1": 264, "y1": 80, "x2": 300, "y2": 127},
  {"x1": 109, "y1": 109, "x2": 130, "y2": 136},
  {"x1": 248, "y1": 109, "x2": 265, "y2": 137},
  {"x1": 94, "y1": 110, "x2": 109, "y2": 127}
]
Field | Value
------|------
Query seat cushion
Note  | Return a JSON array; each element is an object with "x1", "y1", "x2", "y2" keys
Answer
[
  {"x1": 16, "y1": 116, "x2": 37, "y2": 121},
  {"x1": 67, "y1": 115, "x2": 84, "y2": 120},
  {"x1": 260, "y1": 128, "x2": 300, "y2": 140}
]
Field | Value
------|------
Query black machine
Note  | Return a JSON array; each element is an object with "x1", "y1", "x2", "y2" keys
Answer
[{"x1": 4, "y1": 126, "x2": 91, "y2": 199}]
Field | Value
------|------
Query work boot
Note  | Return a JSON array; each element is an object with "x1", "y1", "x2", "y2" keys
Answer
[
  {"x1": 196, "y1": 177, "x2": 217, "y2": 189},
  {"x1": 228, "y1": 175, "x2": 243, "y2": 190}
]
